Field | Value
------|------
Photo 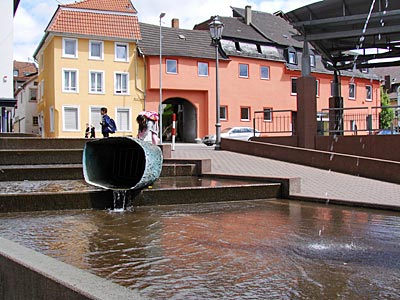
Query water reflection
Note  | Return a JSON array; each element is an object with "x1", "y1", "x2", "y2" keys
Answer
[{"x1": 0, "y1": 200, "x2": 399, "y2": 299}]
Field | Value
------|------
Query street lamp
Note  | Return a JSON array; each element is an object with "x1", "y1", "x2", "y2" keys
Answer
[
  {"x1": 209, "y1": 16, "x2": 224, "y2": 150},
  {"x1": 159, "y1": 12, "x2": 166, "y2": 144}
]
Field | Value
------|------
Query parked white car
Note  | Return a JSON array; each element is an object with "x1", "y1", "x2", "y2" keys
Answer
[{"x1": 202, "y1": 127, "x2": 260, "y2": 146}]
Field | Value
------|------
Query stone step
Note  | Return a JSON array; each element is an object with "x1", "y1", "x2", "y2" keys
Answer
[
  {"x1": 0, "y1": 163, "x2": 199, "y2": 181},
  {"x1": 0, "y1": 137, "x2": 88, "y2": 149},
  {"x1": 0, "y1": 149, "x2": 83, "y2": 165},
  {"x1": 0, "y1": 179, "x2": 282, "y2": 213}
]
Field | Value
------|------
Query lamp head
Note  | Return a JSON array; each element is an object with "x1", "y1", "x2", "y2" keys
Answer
[
  {"x1": 208, "y1": 15, "x2": 224, "y2": 41},
  {"x1": 159, "y1": 12, "x2": 166, "y2": 19}
]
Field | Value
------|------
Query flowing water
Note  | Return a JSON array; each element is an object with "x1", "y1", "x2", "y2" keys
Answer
[{"x1": 0, "y1": 199, "x2": 399, "y2": 299}]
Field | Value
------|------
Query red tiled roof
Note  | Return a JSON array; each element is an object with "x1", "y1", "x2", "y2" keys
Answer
[
  {"x1": 62, "y1": 0, "x2": 137, "y2": 14},
  {"x1": 13, "y1": 61, "x2": 37, "y2": 75},
  {"x1": 48, "y1": 9, "x2": 141, "y2": 40}
]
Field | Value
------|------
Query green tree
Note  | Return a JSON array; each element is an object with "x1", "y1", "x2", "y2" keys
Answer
[{"x1": 380, "y1": 87, "x2": 394, "y2": 129}]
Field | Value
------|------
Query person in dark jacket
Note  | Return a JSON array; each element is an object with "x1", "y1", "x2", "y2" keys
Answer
[{"x1": 100, "y1": 107, "x2": 111, "y2": 138}]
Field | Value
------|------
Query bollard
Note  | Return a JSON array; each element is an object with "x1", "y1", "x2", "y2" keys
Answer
[
  {"x1": 172, "y1": 113, "x2": 176, "y2": 151},
  {"x1": 83, "y1": 137, "x2": 163, "y2": 190}
]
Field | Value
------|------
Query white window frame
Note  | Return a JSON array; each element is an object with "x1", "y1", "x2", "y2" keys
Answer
[
  {"x1": 260, "y1": 66, "x2": 270, "y2": 80},
  {"x1": 62, "y1": 68, "x2": 79, "y2": 93},
  {"x1": 49, "y1": 106, "x2": 55, "y2": 133},
  {"x1": 288, "y1": 51, "x2": 297, "y2": 64},
  {"x1": 197, "y1": 62, "x2": 208, "y2": 77},
  {"x1": 310, "y1": 53, "x2": 316, "y2": 67},
  {"x1": 62, "y1": 105, "x2": 80, "y2": 132},
  {"x1": 89, "y1": 70, "x2": 105, "y2": 94},
  {"x1": 28, "y1": 87, "x2": 38, "y2": 102},
  {"x1": 166, "y1": 59, "x2": 178, "y2": 74},
  {"x1": 89, "y1": 106, "x2": 102, "y2": 133},
  {"x1": 39, "y1": 79, "x2": 44, "y2": 102},
  {"x1": 220, "y1": 106, "x2": 227, "y2": 121},
  {"x1": 89, "y1": 40, "x2": 104, "y2": 60},
  {"x1": 263, "y1": 108, "x2": 272, "y2": 122},
  {"x1": 62, "y1": 38, "x2": 78, "y2": 58},
  {"x1": 316, "y1": 79, "x2": 320, "y2": 97},
  {"x1": 239, "y1": 64, "x2": 249, "y2": 78},
  {"x1": 115, "y1": 42, "x2": 129, "y2": 62},
  {"x1": 240, "y1": 106, "x2": 250, "y2": 121},
  {"x1": 114, "y1": 72, "x2": 129, "y2": 95},
  {"x1": 291, "y1": 77, "x2": 297, "y2": 95},
  {"x1": 349, "y1": 83, "x2": 356, "y2": 99},
  {"x1": 115, "y1": 107, "x2": 132, "y2": 132},
  {"x1": 366, "y1": 85, "x2": 373, "y2": 101}
]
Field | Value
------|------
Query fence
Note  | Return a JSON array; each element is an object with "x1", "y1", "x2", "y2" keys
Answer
[
  {"x1": 320, "y1": 105, "x2": 400, "y2": 135},
  {"x1": 253, "y1": 106, "x2": 400, "y2": 136},
  {"x1": 253, "y1": 109, "x2": 294, "y2": 135}
]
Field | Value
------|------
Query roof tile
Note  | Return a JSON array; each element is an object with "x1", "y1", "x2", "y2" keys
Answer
[
  {"x1": 48, "y1": 9, "x2": 141, "y2": 40},
  {"x1": 62, "y1": 0, "x2": 137, "y2": 14}
]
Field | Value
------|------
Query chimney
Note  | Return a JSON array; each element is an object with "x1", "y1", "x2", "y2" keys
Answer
[
  {"x1": 172, "y1": 18, "x2": 179, "y2": 29},
  {"x1": 385, "y1": 75, "x2": 391, "y2": 92},
  {"x1": 245, "y1": 5, "x2": 252, "y2": 25}
]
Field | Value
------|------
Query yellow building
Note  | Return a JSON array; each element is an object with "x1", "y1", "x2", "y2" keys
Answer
[{"x1": 33, "y1": 0, "x2": 144, "y2": 138}]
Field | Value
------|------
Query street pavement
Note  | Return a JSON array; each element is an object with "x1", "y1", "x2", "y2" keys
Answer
[{"x1": 171, "y1": 143, "x2": 400, "y2": 209}]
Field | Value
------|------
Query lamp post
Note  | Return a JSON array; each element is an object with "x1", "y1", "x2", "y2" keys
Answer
[
  {"x1": 209, "y1": 16, "x2": 224, "y2": 150},
  {"x1": 159, "y1": 12, "x2": 166, "y2": 144}
]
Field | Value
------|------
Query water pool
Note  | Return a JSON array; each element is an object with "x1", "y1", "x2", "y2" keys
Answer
[{"x1": 0, "y1": 199, "x2": 399, "y2": 299}]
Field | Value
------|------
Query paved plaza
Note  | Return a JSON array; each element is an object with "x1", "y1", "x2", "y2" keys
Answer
[{"x1": 171, "y1": 143, "x2": 400, "y2": 209}]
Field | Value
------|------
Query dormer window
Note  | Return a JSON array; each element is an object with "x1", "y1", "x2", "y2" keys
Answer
[
  {"x1": 289, "y1": 51, "x2": 297, "y2": 64},
  {"x1": 285, "y1": 47, "x2": 297, "y2": 65},
  {"x1": 235, "y1": 42, "x2": 241, "y2": 52},
  {"x1": 310, "y1": 53, "x2": 316, "y2": 67}
]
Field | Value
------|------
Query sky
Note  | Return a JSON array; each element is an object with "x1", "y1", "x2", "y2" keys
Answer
[{"x1": 13, "y1": 0, "x2": 320, "y2": 62}]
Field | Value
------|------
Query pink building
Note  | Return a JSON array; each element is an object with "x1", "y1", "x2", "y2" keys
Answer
[{"x1": 138, "y1": 6, "x2": 380, "y2": 142}]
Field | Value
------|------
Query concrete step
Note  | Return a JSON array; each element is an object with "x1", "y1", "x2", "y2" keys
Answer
[
  {"x1": 0, "y1": 164, "x2": 84, "y2": 181},
  {"x1": 0, "y1": 137, "x2": 88, "y2": 149},
  {"x1": 0, "y1": 149, "x2": 83, "y2": 165},
  {"x1": 0, "y1": 179, "x2": 282, "y2": 213},
  {"x1": 0, "y1": 163, "x2": 200, "y2": 181}
]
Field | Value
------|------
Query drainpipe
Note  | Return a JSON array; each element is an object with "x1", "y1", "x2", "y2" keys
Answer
[{"x1": 135, "y1": 45, "x2": 146, "y2": 110}]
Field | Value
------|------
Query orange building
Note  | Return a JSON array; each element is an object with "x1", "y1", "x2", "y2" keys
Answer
[{"x1": 139, "y1": 6, "x2": 380, "y2": 142}]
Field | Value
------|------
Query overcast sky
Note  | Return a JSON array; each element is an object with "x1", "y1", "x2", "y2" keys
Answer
[{"x1": 13, "y1": 0, "x2": 320, "y2": 62}]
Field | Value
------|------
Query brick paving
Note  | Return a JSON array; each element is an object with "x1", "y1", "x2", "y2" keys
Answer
[{"x1": 171, "y1": 143, "x2": 400, "y2": 208}]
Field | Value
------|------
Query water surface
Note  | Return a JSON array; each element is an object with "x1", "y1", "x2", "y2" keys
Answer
[{"x1": 0, "y1": 199, "x2": 399, "y2": 299}]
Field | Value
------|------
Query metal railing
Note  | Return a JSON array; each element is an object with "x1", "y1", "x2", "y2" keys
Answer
[
  {"x1": 320, "y1": 105, "x2": 400, "y2": 135},
  {"x1": 253, "y1": 109, "x2": 294, "y2": 135},
  {"x1": 253, "y1": 106, "x2": 400, "y2": 136}
]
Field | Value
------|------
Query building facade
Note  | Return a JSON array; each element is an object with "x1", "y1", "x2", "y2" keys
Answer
[
  {"x1": 0, "y1": 0, "x2": 19, "y2": 132},
  {"x1": 33, "y1": 0, "x2": 144, "y2": 138},
  {"x1": 139, "y1": 6, "x2": 380, "y2": 142},
  {"x1": 13, "y1": 74, "x2": 39, "y2": 134}
]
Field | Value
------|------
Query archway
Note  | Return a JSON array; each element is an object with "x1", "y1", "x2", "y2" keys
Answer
[{"x1": 162, "y1": 97, "x2": 197, "y2": 143}]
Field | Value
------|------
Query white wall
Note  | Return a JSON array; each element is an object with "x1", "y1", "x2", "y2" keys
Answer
[
  {"x1": 13, "y1": 77, "x2": 39, "y2": 134},
  {"x1": 0, "y1": 1, "x2": 14, "y2": 100}
]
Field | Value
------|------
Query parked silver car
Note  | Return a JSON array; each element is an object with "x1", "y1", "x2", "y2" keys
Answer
[{"x1": 202, "y1": 127, "x2": 260, "y2": 146}]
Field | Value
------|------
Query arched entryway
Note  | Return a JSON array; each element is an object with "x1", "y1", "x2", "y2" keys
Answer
[{"x1": 162, "y1": 97, "x2": 197, "y2": 143}]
